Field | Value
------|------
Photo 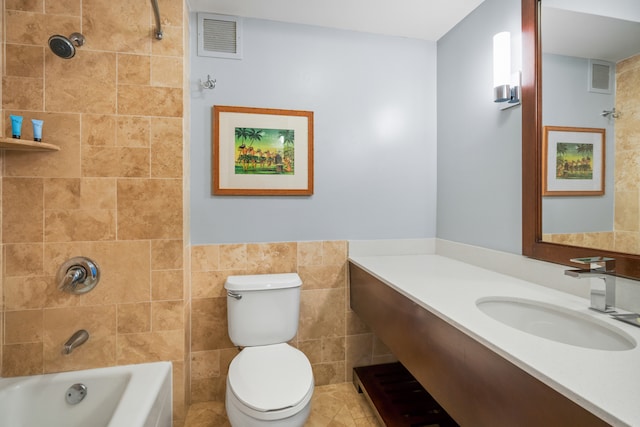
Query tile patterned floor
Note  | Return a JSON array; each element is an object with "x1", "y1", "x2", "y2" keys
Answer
[{"x1": 184, "y1": 382, "x2": 383, "y2": 427}]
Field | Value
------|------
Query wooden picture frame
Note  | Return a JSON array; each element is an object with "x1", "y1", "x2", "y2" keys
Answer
[
  {"x1": 542, "y1": 126, "x2": 605, "y2": 196},
  {"x1": 212, "y1": 105, "x2": 314, "y2": 196}
]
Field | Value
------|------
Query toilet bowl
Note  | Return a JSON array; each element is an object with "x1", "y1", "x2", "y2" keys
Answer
[
  {"x1": 225, "y1": 343, "x2": 314, "y2": 426},
  {"x1": 223, "y1": 273, "x2": 314, "y2": 427}
]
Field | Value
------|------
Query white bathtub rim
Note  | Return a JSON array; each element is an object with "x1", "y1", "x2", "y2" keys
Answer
[
  {"x1": 106, "y1": 361, "x2": 172, "y2": 427},
  {"x1": 0, "y1": 361, "x2": 172, "y2": 427}
]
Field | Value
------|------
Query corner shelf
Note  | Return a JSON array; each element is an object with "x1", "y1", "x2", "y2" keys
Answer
[{"x1": 0, "y1": 137, "x2": 60, "y2": 152}]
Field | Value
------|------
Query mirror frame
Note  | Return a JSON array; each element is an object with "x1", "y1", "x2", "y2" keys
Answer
[{"x1": 521, "y1": 0, "x2": 640, "y2": 279}]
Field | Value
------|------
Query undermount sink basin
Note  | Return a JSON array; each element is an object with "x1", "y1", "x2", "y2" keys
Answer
[{"x1": 477, "y1": 297, "x2": 636, "y2": 351}]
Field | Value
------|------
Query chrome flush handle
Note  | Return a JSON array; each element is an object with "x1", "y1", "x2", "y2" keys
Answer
[{"x1": 227, "y1": 291, "x2": 242, "y2": 300}]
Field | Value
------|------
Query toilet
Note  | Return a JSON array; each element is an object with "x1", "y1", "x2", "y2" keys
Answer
[{"x1": 224, "y1": 273, "x2": 314, "y2": 427}]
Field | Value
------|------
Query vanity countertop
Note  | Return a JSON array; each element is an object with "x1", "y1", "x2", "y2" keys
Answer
[{"x1": 349, "y1": 254, "x2": 640, "y2": 427}]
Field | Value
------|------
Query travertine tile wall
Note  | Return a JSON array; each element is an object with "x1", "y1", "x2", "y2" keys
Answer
[
  {"x1": 542, "y1": 232, "x2": 614, "y2": 251},
  {"x1": 614, "y1": 54, "x2": 640, "y2": 254},
  {"x1": 1, "y1": 0, "x2": 189, "y2": 425},
  {"x1": 189, "y1": 241, "x2": 395, "y2": 403},
  {"x1": 1, "y1": 1, "x2": 4, "y2": 376}
]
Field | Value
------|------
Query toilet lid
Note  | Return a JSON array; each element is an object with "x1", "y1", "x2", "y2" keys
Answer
[{"x1": 228, "y1": 343, "x2": 313, "y2": 412}]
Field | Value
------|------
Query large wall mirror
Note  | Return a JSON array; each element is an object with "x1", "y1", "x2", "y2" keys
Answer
[{"x1": 522, "y1": 0, "x2": 640, "y2": 279}]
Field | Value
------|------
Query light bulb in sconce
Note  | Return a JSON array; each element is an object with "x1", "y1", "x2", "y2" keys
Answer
[
  {"x1": 493, "y1": 31, "x2": 520, "y2": 107},
  {"x1": 493, "y1": 32, "x2": 511, "y2": 102}
]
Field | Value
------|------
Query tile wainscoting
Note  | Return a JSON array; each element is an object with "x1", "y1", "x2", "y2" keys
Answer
[{"x1": 189, "y1": 240, "x2": 395, "y2": 403}]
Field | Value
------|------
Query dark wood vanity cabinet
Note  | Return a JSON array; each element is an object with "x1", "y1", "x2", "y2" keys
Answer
[{"x1": 349, "y1": 262, "x2": 610, "y2": 427}]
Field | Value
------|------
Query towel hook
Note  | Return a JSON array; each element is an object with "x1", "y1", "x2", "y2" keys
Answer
[
  {"x1": 601, "y1": 108, "x2": 620, "y2": 119},
  {"x1": 200, "y1": 75, "x2": 216, "y2": 90}
]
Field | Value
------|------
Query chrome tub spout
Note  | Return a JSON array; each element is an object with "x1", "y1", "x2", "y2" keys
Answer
[{"x1": 63, "y1": 330, "x2": 89, "y2": 355}]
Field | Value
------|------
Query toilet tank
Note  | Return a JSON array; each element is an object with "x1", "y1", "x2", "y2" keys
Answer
[{"x1": 225, "y1": 273, "x2": 302, "y2": 347}]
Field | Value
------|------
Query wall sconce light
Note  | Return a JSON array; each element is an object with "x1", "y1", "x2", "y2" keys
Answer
[{"x1": 493, "y1": 31, "x2": 520, "y2": 108}]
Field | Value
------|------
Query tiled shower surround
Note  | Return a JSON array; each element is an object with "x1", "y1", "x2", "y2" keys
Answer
[
  {"x1": 0, "y1": 2, "x2": 390, "y2": 426},
  {"x1": 613, "y1": 54, "x2": 640, "y2": 253},
  {"x1": 1, "y1": 0, "x2": 189, "y2": 423}
]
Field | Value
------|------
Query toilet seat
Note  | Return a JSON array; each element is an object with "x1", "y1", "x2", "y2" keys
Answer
[{"x1": 227, "y1": 343, "x2": 314, "y2": 416}]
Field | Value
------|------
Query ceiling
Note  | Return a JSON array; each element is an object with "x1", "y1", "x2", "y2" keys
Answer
[
  {"x1": 186, "y1": 0, "x2": 486, "y2": 41},
  {"x1": 542, "y1": 7, "x2": 640, "y2": 63},
  {"x1": 186, "y1": 1, "x2": 640, "y2": 63}
]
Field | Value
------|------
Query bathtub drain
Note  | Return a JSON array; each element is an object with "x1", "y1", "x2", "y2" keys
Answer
[{"x1": 65, "y1": 383, "x2": 88, "y2": 405}]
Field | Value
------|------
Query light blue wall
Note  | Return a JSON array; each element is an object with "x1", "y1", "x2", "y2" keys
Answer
[
  {"x1": 436, "y1": 0, "x2": 523, "y2": 254},
  {"x1": 189, "y1": 16, "x2": 438, "y2": 244},
  {"x1": 542, "y1": 53, "x2": 615, "y2": 234}
]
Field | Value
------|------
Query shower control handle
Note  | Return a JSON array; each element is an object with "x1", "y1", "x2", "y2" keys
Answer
[{"x1": 56, "y1": 257, "x2": 100, "y2": 294}]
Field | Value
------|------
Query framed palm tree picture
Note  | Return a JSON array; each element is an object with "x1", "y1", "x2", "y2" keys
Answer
[
  {"x1": 212, "y1": 105, "x2": 314, "y2": 195},
  {"x1": 542, "y1": 126, "x2": 605, "y2": 196}
]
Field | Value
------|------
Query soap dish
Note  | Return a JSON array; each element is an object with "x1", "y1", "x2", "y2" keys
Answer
[{"x1": 611, "y1": 313, "x2": 640, "y2": 328}]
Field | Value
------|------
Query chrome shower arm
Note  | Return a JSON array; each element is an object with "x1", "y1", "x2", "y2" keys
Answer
[{"x1": 150, "y1": 0, "x2": 163, "y2": 40}]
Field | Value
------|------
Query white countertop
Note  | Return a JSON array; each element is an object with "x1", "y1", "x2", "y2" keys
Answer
[{"x1": 350, "y1": 253, "x2": 640, "y2": 427}]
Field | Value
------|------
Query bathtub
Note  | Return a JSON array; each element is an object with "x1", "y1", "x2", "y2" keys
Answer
[{"x1": 0, "y1": 361, "x2": 172, "y2": 427}]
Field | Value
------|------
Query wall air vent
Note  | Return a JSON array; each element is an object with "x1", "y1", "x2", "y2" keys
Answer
[
  {"x1": 197, "y1": 13, "x2": 242, "y2": 59},
  {"x1": 588, "y1": 59, "x2": 613, "y2": 94}
]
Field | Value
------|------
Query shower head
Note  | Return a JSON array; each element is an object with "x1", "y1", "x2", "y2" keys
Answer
[{"x1": 48, "y1": 32, "x2": 85, "y2": 59}]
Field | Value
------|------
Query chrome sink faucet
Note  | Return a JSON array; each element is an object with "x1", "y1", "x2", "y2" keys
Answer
[{"x1": 564, "y1": 257, "x2": 616, "y2": 313}]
